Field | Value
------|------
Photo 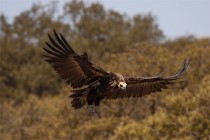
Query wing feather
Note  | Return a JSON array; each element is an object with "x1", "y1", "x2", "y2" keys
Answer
[
  {"x1": 104, "y1": 59, "x2": 190, "y2": 99},
  {"x1": 48, "y1": 33, "x2": 69, "y2": 55},
  {"x1": 59, "y1": 33, "x2": 75, "y2": 53},
  {"x1": 43, "y1": 30, "x2": 109, "y2": 88},
  {"x1": 45, "y1": 42, "x2": 66, "y2": 56},
  {"x1": 53, "y1": 30, "x2": 71, "y2": 54}
]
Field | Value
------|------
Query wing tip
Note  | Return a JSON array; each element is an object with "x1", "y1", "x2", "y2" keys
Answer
[{"x1": 171, "y1": 58, "x2": 191, "y2": 79}]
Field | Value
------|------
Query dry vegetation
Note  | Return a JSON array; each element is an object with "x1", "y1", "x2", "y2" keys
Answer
[{"x1": 0, "y1": 1, "x2": 210, "y2": 140}]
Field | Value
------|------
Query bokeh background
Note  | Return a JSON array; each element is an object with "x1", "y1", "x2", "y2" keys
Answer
[{"x1": 0, "y1": 0, "x2": 210, "y2": 140}]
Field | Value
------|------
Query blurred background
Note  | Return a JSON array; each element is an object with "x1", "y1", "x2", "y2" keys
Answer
[{"x1": 0, "y1": 0, "x2": 210, "y2": 140}]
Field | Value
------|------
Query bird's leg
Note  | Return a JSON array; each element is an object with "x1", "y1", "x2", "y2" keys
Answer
[
  {"x1": 95, "y1": 106, "x2": 100, "y2": 118},
  {"x1": 94, "y1": 97, "x2": 102, "y2": 118},
  {"x1": 87, "y1": 94, "x2": 95, "y2": 115}
]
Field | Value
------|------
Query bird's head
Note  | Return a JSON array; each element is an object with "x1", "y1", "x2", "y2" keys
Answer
[
  {"x1": 110, "y1": 72, "x2": 127, "y2": 90},
  {"x1": 118, "y1": 81, "x2": 127, "y2": 90}
]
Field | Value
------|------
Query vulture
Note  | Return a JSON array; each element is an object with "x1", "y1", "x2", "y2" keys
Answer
[{"x1": 43, "y1": 30, "x2": 190, "y2": 117}]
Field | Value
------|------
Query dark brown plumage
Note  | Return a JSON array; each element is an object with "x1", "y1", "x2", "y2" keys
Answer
[{"x1": 43, "y1": 30, "x2": 190, "y2": 117}]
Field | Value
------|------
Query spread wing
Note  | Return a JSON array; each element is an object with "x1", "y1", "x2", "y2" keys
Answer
[
  {"x1": 104, "y1": 59, "x2": 190, "y2": 99},
  {"x1": 43, "y1": 30, "x2": 109, "y2": 88}
]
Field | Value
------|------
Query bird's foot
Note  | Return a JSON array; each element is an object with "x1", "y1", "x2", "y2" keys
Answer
[
  {"x1": 87, "y1": 105, "x2": 101, "y2": 118},
  {"x1": 87, "y1": 105, "x2": 95, "y2": 115},
  {"x1": 95, "y1": 106, "x2": 100, "y2": 118}
]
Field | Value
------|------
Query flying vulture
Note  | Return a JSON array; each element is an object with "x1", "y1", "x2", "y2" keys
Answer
[{"x1": 43, "y1": 30, "x2": 190, "y2": 117}]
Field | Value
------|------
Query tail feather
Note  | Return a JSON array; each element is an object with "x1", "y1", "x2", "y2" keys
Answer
[
  {"x1": 69, "y1": 88, "x2": 88, "y2": 109},
  {"x1": 71, "y1": 97, "x2": 86, "y2": 109}
]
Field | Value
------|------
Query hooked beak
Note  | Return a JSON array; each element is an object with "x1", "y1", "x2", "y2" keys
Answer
[
  {"x1": 122, "y1": 87, "x2": 126, "y2": 91},
  {"x1": 118, "y1": 82, "x2": 127, "y2": 90}
]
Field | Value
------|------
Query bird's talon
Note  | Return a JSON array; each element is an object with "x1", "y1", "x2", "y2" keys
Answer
[
  {"x1": 95, "y1": 106, "x2": 100, "y2": 118},
  {"x1": 87, "y1": 105, "x2": 95, "y2": 115}
]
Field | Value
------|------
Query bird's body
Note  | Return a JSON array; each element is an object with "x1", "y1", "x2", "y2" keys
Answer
[
  {"x1": 43, "y1": 30, "x2": 190, "y2": 117},
  {"x1": 70, "y1": 72, "x2": 126, "y2": 112}
]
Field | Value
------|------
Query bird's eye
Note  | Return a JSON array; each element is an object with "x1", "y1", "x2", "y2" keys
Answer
[{"x1": 120, "y1": 84, "x2": 123, "y2": 87}]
